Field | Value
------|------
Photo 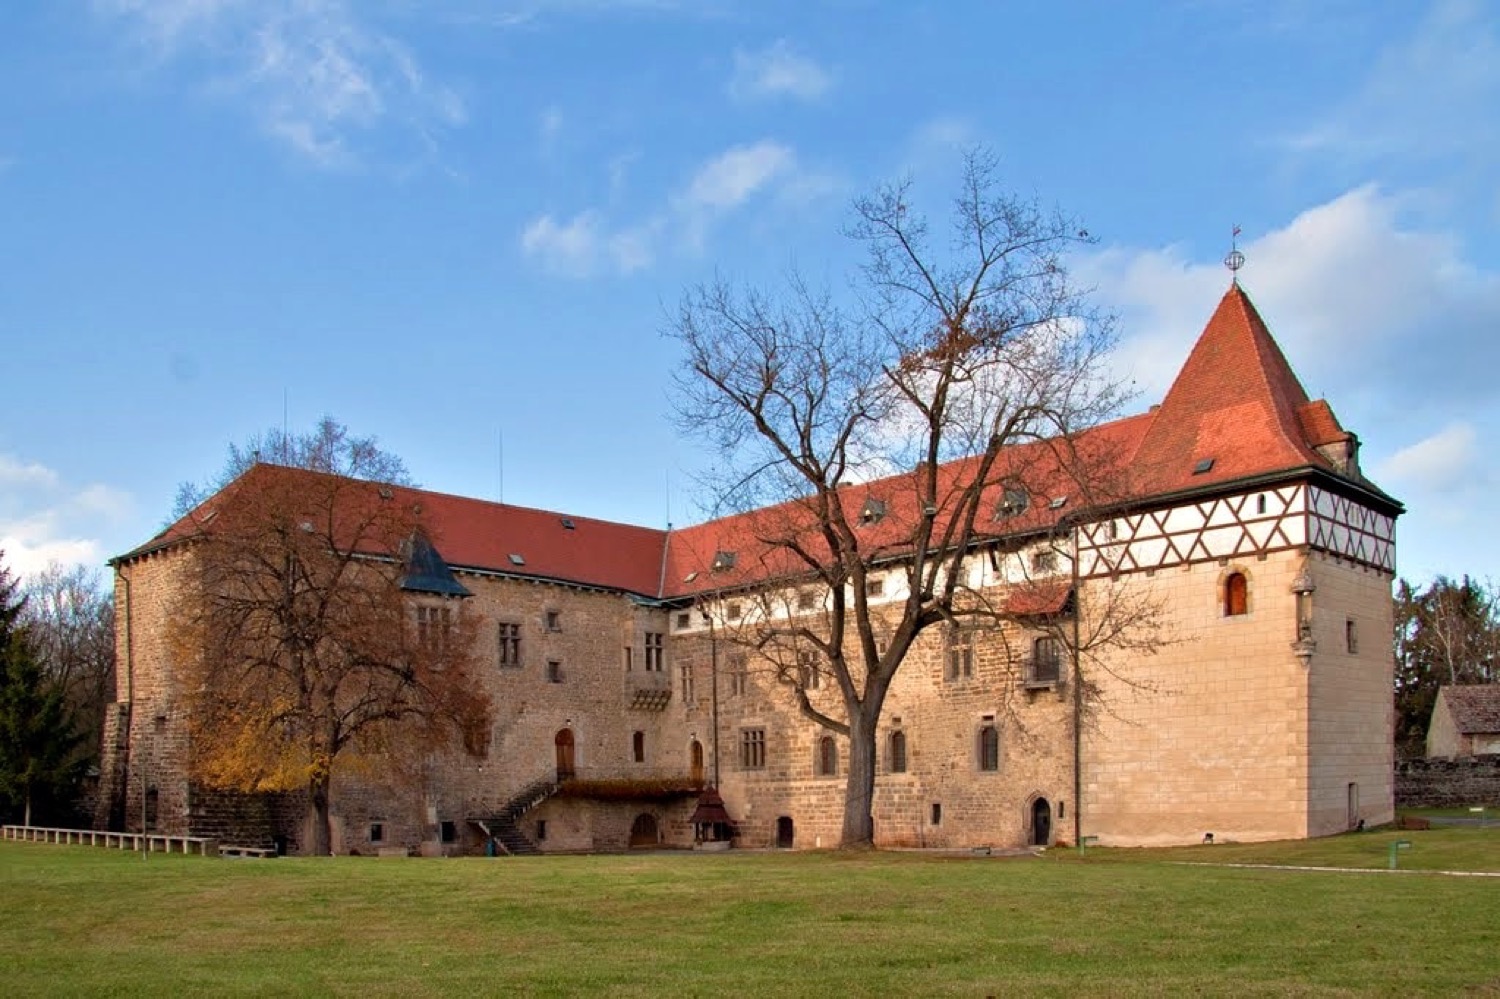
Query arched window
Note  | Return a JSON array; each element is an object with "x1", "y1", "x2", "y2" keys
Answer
[
  {"x1": 888, "y1": 730, "x2": 908, "y2": 774},
  {"x1": 815, "y1": 735, "x2": 838, "y2": 777},
  {"x1": 978, "y1": 725, "x2": 1000, "y2": 772},
  {"x1": 1225, "y1": 571, "x2": 1248, "y2": 617},
  {"x1": 632, "y1": 730, "x2": 645, "y2": 763}
]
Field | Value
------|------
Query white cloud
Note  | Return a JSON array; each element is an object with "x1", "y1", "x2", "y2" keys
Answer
[
  {"x1": 679, "y1": 141, "x2": 795, "y2": 211},
  {"x1": 1284, "y1": 0, "x2": 1500, "y2": 173},
  {"x1": 1377, "y1": 422, "x2": 1478, "y2": 493},
  {"x1": 729, "y1": 40, "x2": 830, "y2": 101},
  {"x1": 1081, "y1": 185, "x2": 1500, "y2": 404},
  {"x1": 0, "y1": 455, "x2": 133, "y2": 580},
  {"x1": 521, "y1": 140, "x2": 824, "y2": 276},
  {"x1": 520, "y1": 211, "x2": 658, "y2": 276},
  {"x1": 100, "y1": 0, "x2": 465, "y2": 169}
]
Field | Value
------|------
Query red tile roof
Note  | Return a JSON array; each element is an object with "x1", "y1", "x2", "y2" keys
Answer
[{"x1": 119, "y1": 285, "x2": 1392, "y2": 601}]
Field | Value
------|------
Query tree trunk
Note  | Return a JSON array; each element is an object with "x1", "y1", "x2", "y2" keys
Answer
[
  {"x1": 309, "y1": 774, "x2": 332, "y2": 856},
  {"x1": 840, "y1": 711, "x2": 877, "y2": 848},
  {"x1": 23, "y1": 790, "x2": 31, "y2": 828}
]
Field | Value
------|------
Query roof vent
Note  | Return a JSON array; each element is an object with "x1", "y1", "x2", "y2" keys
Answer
[
  {"x1": 1048, "y1": 496, "x2": 1068, "y2": 511},
  {"x1": 712, "y1": 551, "x2": 737, "y2": 572},
  {"x1": 508, "y1": 553, "x2": 526, "y2": 566},
  {"x1": 379, "y1": 487, "x2": 393, "y2": 500},
  {"x1": 683, "y1": 571, "x2": 699, "y2": 583},
  {"x1": 560, "y1": 517, "x2": 575, "y2": 530},
  {"x1": 1193, "y1": 458, "x2": 1216, "y2": 475}
]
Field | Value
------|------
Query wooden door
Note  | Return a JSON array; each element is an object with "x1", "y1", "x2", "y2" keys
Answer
[
  {"x1": 1031, "y1": 798, "x2": 1052, "y2": 846},
  {"x1": 690, "y1": 740, "x2": 704, "y2": 785},
  {"x1": 555, "y1": 729, "x2": 575, "y2": 780}
]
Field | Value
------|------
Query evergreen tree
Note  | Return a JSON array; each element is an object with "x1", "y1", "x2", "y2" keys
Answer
[{"x1": 0, "y1": 553, "x2": 86, "y2": 825}]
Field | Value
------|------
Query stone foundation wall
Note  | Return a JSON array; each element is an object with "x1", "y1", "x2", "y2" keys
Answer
[{"x1": 1396, "y1": 756, "x2": 1500, "y2": 808}]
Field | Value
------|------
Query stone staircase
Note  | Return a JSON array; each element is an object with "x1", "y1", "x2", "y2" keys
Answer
[{"x1": 471, "y1": 776, "x2": 560, "y2": 856}]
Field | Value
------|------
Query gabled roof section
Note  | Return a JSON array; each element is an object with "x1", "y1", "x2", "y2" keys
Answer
[
  {"x1": 1439, "y1": 685, "x2": 1500, "y2": 735},
  {"x1": 114, "y1": 463, "x2": 670, "y2": 597},
  {"x1": 1129, "y1": 285, "x2": 1329, "y2": 494},
  {"x1": 400, "y1": 531, "x2": 472, "y2": 597}
]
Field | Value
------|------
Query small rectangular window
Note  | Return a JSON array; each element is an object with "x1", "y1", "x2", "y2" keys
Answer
[
  {"x1": 930, "y1": 803, "x2": 942, "y2": 825},
  {"x1": 1031, "y1": 549, "x2": 1057, "y2": 574},
  {"x1": 536, "y1": 819, "x2": 547, "y2": 841},
  {"x1": 797, "y1": 589, "x2": 817, "y2": 611},
  {"x1": 546, "y1": 660, "x2": 563, "y2": 684},
  {"x1": 865, "y1": 577, "x2": 884, "y2": 598},
  {"x1": 727, "y1": 600, "x2": 743, "y2": 621},
  {"x1": 440, "y1": 820, "x2": 457, "y2": 844},
  {"x1": 645, "y1": 632, "x2": 665, "y2": 672},
  {"x1": 369, "y1": 822, "x2": 384, "y2": 843},
  {"x1": 741, "y1": 728, "x2": 766, "y2": 770},
  {"x1": 680, "y1": 663, "x2": 696, "y2": 703},
  {"x1": 545, "y1": 610, "x2": 561, "y2": 632},
  {"x1": 1346, "y1": 619, "x2": 1358, "y2": 654},
  {"x1": 623, "y1": 646, "x2": 633, "y2": 671},
  {"x1": 675, "y1": 612, "x2": 691, "y2": 630}
]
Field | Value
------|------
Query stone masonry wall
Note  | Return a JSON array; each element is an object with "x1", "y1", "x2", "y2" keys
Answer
[{"x1": 1396, "y1": 757, "x2": 1500, "y2": 808}]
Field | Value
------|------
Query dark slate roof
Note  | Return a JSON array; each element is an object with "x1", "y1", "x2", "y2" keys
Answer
[
  {"x1": 1441, "y1": 685, "x2": 1500, "y2": 735},
  {"x1": 400, "y1": 531, "x2": 473, "y2": 597}
]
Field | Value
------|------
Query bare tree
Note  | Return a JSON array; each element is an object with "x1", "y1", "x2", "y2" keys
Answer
[
  {"x1": 22, "y1": 563, "x2": 115, "y2": 764},
  {"x1": 174, "y1": 415, "x2": 414, "y2": 519},
  {"x1": 1394, "y1": 575, "x2": 1500, "y2": 756},
  {"x1": 668, "y1": 149, "x2": 1149, "y2": 848},
  {"x1": 172, "y1": 467, "x2": 491, "y2": 855}
]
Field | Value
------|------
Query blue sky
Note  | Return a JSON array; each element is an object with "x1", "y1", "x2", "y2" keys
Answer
[{"x1": 1, "y1": 0, "x2": 1495, "y2": 586}]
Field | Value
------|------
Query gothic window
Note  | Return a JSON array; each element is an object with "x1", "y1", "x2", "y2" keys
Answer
[
  {"x1": 978, "y1": 724, "x2": 1000, "y2": 772},
  {"x1": 815, "y1": 735, "x2": 838, "y2": 777},
  {"x1": 1225, "y1": 572, "x2": 1249, "y2": 617},
  {"x1": 888, "y1": 730, "x2": 908, "y2": 774}
]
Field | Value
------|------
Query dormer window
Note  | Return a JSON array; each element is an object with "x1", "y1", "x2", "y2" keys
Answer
[
  {"x1": 996, "y1": 486, "x2": 1029, "y2": 519},
  {"x1": 712, "y1": 551, "x2": 737, "y2": 572},
  {"x1": 860, "y1": 497, "x2": 887, "y2": 525}
]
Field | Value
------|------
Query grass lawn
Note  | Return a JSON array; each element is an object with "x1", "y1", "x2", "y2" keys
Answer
[{"x1": 2, "y1": 830, "x2": 1498, "y2": 997}]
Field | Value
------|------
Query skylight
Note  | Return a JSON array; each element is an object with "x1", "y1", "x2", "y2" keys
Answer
[
  {"x1": 1193, "y1": 458, "x2": 1216, "y2": 475},
  {"x1": 509, "y1": 553, "x2": 526, "y2": 566},
  {"x1": 1048, "y1": 496, "x2": 1068, "y2": 510}
]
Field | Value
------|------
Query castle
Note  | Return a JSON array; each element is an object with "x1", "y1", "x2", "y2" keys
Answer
[{"x1": 95, "y1": 285, "x2": 1402, "y2": 854}]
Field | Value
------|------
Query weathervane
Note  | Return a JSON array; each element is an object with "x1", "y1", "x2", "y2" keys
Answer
[{"x1": 1224, "y1": 224, "x2": 1245, "y2": 285}]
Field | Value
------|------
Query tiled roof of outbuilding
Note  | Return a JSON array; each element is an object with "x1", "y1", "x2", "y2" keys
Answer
[{"x1": 1440, "y1": 685, "x2": 1500, "y2": 735}]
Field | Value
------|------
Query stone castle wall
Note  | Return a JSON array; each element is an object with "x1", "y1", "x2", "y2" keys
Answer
[{"x1": 1396, "y1": 757, "x2": 1500, "y2": 808}]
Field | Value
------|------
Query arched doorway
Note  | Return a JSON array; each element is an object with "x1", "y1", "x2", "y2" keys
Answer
[
  {"x1": 1031, "y1": 797, "x2": 1052, "y2": 846},
  {"x1": 554, "y1": 729, "x2": 575, "y2": 781},
  {"x1": 629, "y1": 813, "x2": 659, "y2": 848},
  {"x1": 775, "y1": 815, "x2": 794, "y2": 849},
  {"x1": 690, "y1": 740, "x2": 704, "y2": 785}
]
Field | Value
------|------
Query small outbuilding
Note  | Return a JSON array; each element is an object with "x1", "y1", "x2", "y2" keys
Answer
[{"x1": 1427, "y1": 685, "x2": 1500, "y2": 758}]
